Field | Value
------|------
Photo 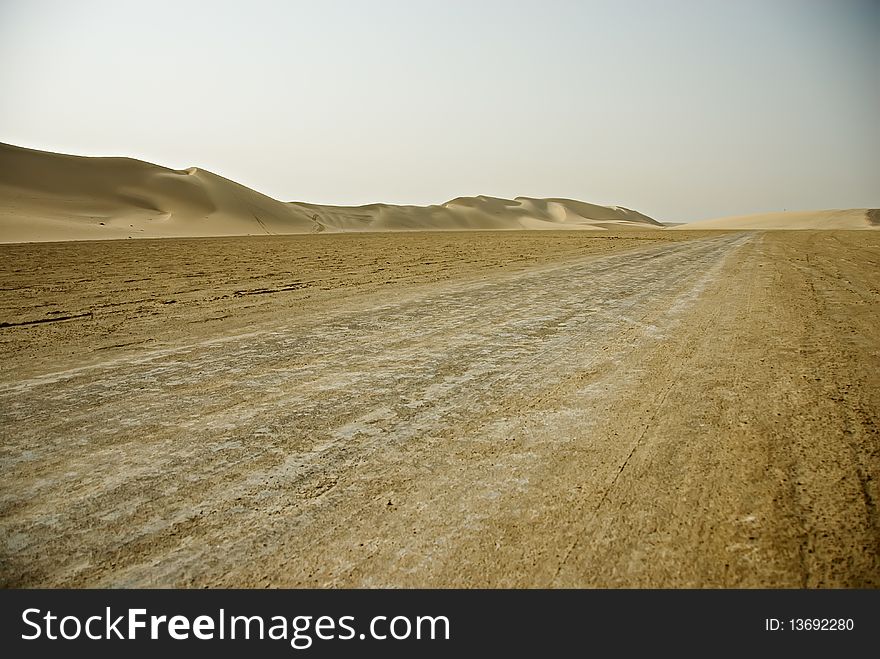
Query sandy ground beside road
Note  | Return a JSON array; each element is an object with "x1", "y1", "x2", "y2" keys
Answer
[
  {"x1": 1, "y1": 231, "x2": 877, "y2": 587},
  {"x1": 0, "y1": 231, "x2": 690, "y2": 379}
]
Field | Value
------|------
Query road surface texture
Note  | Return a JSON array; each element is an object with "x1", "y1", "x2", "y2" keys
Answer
[{"x1": 1, "y1": 231, "x2": 878, "y2": 587}]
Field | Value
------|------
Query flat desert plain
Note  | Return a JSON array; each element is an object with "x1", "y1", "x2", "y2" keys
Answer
[{"x1": 1, "y1": 229, "x2": 878, "y2": 587}]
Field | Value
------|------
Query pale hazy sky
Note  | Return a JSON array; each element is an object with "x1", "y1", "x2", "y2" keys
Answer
[{"x1": 1, "y1": 0, "x2": 877, "y2": 221}]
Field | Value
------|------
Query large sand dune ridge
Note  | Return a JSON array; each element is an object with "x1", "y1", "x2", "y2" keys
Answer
[{"x1": 0, "y1": 142, "x2": 663, "y2": 242}]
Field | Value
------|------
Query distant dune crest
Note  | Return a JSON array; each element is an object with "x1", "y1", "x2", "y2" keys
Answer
[
  {"x1": 293, "y1": 194, "x2": 661, "y2": 234},
  {"x1": 0, "y1": 143, "x2": 663, "y2": 243},
  {"x1": 671, "y1": 209, "x2": 878, "y2": 231}
]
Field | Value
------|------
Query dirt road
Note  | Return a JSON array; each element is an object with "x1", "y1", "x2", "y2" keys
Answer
[{"x1": 1, "y1": 232, "x2": 878, "y2": 587}]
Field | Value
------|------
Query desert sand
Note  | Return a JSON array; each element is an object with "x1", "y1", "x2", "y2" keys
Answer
[
  {"x1": 672, "y1": 208, "x2": 878, "y2": 230},
  {"x1": 0, "y1": 142, "x2": 662, "y2": 243},
  {"x1": 1, "y1": 230, "x2": 878, "y2": 587}
]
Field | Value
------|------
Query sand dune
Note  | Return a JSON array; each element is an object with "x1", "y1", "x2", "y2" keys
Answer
[
  {"x1": 0, "y1": 142, "x2": 662, "y2": 242},
  {"x1": 672, "y1": 209, "x2": 879, "y2": 230},
  {"x1": 0, "y1": 142, "x2": 318, "y2": 242},
  {"x1": 293, "y1": 195, "x2": 660, "y2": 233}
]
